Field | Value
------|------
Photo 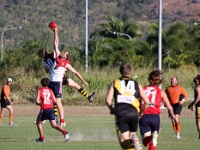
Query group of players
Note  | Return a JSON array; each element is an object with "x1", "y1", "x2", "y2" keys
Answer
[
  {"x1": 35, "y1": 23, "x2": 96, "y2": 142},
  {"x1": 35, "y1": 22, "x2": 200, "y2": 147},
  {"x1": 106, "y1": 62, "x2": 200, "y2": 150},
  {"x1": 1, "y1": 22, "x2": 199, "y2": 147}
]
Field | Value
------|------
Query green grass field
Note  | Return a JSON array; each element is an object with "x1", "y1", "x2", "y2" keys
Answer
[{"x1": 0, "y1": 106, "x2": 200, "y2": 150}]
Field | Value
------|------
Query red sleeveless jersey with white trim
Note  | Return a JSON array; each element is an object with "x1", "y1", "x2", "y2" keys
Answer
[
  {"x1": 39, "y1": 87, "x2": 54, "y2": 110},
  {"x1": 55, "y1": 56, "x2": 70, "y2": 67},
  {"x1": 49, "y1": 57, "x2": 70, "y2": 82},
  {"x1": 142, "y1": 85, "x2": 162, "y2": 114}
]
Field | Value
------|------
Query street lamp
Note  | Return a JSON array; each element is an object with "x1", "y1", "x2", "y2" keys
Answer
[
  {"x1": 194, "y1": 22, "x2": 200, "y2": 26},
  {"x1": 1, "y1": 26, "x2": 22, "y2": 62},
  {"x1": 113, "y1": 31, "x2": 132, "y2": 41}
]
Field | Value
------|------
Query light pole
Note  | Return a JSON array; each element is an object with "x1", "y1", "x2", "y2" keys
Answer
[
  {"x1": 194, "y1": 22, "x2": 200, "y2": 26},
  {"x1": 85, "y1": 0, "x2": 88, "y2": 72},
  {"x1": 158, "y1": 0, "x2": 162, "y2": 72},
  {"x1": 1, "y1": 26, "x2": 22, "y2": 62},
  {"x1": 113, "y1": 31, "x2": 132, "y2": 41}
]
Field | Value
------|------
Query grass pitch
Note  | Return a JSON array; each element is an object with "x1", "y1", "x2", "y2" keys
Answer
[{"x1": 0, "y1": 106, "x2": 200, "y2": 150}]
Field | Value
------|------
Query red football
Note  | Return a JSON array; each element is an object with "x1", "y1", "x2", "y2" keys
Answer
[{"x1": 48, "y1": 22, "x2": 57, "y2": 30}]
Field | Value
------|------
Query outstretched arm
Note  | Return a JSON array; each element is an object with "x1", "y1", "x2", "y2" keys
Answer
[
  {"x1": 66, "y1": 64, "x2": 88, "y2": 87},
  {"x1": 53, "y1": 27, "x2": 61, "y2": 58}
]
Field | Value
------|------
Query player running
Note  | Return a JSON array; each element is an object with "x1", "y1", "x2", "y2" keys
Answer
[
  {"x1": 106, "y1": 62, "x2": 150, "y2": 150},
  {"x1": 35, "y1": 77, "x2": 70, "y2": 142},
  {"x1": 139, "y1": 70, "x2": 175, "y2": 150}
]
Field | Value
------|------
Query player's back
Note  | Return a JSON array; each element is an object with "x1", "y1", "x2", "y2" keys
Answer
[{"x1": 142, "y1": 85, "x2": 162, "y2": 114}]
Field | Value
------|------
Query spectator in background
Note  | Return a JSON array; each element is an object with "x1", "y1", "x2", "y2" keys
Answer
[
  {"x1": 165, "y1": 76, "x2": 188, "y2": 139},
  {"x1": 0, "y1": 78, "x2": 17, "y2": 126}
]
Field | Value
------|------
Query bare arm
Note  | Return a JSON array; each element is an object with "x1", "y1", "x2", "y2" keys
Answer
[
  {"x1": 53, "y1": 27, "x2": 61, "y2": 58},
  {"x1": 138, "y1": 84, "x2": 150, "y2": 114},
  {"x1": 193, "y1": 86, "x2": 200, "y2": 106},
  {"x1": 35, "y1": 90, "x2": 41, "y2": 105},
  {"x1": 189, "y1": 85, "x2": 200, "y2": 111},
  {"x1": 66, "y1": 64, "x2": 88, "y2": 86},
  {"x1": 138, "y1": 84, "x2": 150, "y2": 115},
  {"x1": 179, "y1": 88, "x2": 188, "y2": 105},
  {"x1": 105, "y1": 83, "x2": 114, "y2": 114},
  {"x1": 162, "y1": 90, "x2": 175, "y2": 119}
]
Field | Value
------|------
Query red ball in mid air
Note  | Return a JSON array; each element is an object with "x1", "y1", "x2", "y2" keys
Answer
[{"x1": 48, "y1": 22, "x2": 57, "y2": 30}]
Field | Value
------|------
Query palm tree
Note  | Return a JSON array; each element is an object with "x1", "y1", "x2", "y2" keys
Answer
[{"x1": 89, "y1": 15, "x2": 142, "y2": 67}]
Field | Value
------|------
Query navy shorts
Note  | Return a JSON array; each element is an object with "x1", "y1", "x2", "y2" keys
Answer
[
  {"x1": 172, "y1": 103, "x2": 182, "y2": 115},
  {"x1": 37, "y1": 108, "x2": 55, "y2": 121},
  {"x1": 139, "y1": 114, "x2": 160, "y2": 135},
  {"x1": 49, "y1": 81, "x2": 62, "y2": 98},
  {"x1": 115, "y1": 115, "x2": 139, "y2": 133},
  {"x1": 1, "y1": 99, "x2": 11, "y2": 108}
]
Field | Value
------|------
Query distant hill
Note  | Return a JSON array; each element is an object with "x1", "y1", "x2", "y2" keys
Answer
[{"x1": 0, "y1": 0, "x2": 200, "y2": 49}]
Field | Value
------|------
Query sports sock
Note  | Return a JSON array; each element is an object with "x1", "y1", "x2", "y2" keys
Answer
[
  {"x1": 53, "y1": 104, "x2": 58, "y2": 116},
  {"x1": 60, "y1": 119, "x2": 65, "y2": 123},
  {"x1": 62, "y1": 130, "x2": 67, "y2": 135},
  {"x1": 9, "y1": 114, "x2": 13, "y2": 123},
  {"x1": 40, "y1": 136, "x2": 45, "y2": 140},
  {"x1": 143, "y1": 136, "x2": 152, "y2": 146},
  {"x1": 149, "y1": 143, "x2": 156, "y2": 150},
  {"x1": 173, "y1": 124, "x2": 177, "y2": 133},
  {"x1": 78, "y1": 87, "x2": 89, "y2": 98},
  {"x1": 121, "y1": 139, "x2": 133, "y2": 149},
  {"x1": 176, "y1": 122, "x2": 180, "y2": 133},
  {"x1": 0, "y1": 116, "x2": 2, "y2": 123}
]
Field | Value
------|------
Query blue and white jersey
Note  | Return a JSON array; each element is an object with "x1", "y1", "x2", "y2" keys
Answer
[
  {"x1": 49, "y1": 57, "x2": 68, "y2": 82},
  {"x1": 44, "y1": 58, "x2": 54, "y2": 71}
]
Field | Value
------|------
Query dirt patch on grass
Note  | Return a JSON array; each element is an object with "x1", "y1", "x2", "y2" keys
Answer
[
  {"x1": 8, "y1": 105, "x2": 195, "y2": 118},
  {"x1": 11, "y1": 105, "x2": 111, "y2": 117}
]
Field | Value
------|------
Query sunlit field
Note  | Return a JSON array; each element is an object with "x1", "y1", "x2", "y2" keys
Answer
[{"x1": 0, "y1": 105, "x2": 199, "y2": 150}]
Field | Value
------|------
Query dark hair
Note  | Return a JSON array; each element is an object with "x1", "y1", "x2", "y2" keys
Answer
[
  {"x1": 37, "y1": 48, "x2": 48, "y2": 58},
  {"x1": 41, "y1": 78, "x2": 49, "y2": 87},
  {"x1": 193, "y1": 75, "x2": 200, "y2": 83},
  {"x1": 148, "y1": 70, "x2": 163, "y2": 85},
  {"x1": 119, "y1": 62, "x2": 132, "y2": 76}
]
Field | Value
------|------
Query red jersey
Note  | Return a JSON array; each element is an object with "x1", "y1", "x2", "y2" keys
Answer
[
  {"x1": 56, "y1": 56, "x2": 70, "y2": 67},
  {"x1": 141, "y1": 85, "x2": 162, "y2": 114},
  {"x1": 38, "y1": 87, "x2": 54, "y2": 110}
]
